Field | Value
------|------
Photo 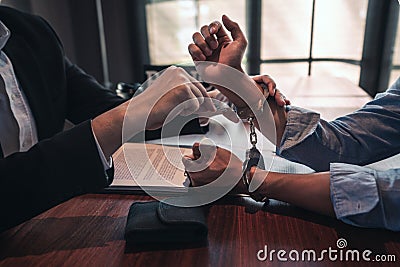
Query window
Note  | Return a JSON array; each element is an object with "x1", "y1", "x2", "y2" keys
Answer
[
  {"x1": 147, "y1": 0, "x2": 368, "y2": 84},
  {"x1": 261, "y1": 0, "x2": 313, "y2": 60},
  {"x1": 261, "y1": 0, "x2": 368, "y2": 84},
  {"x1": 145, "y1": 0, "x2": 397, "y2": 93},
  {"x1": 146, "y1": 0, "x2": 246, "y2": 65}
]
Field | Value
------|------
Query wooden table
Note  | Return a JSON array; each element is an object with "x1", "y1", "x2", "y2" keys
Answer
[{"x1": 1, "y1": 194, "x2": 399, "y2": 267}]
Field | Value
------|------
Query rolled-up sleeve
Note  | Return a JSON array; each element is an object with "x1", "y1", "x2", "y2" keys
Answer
[
  {"x1": 278, "y1": 106, "x2": 321, "y2": 152},
  {"x1": 277, "y1": 87, "x2": 400, "y2": 172},
  {"x1": 330, "y1": 163, "x2": 400, "y2": 231}
]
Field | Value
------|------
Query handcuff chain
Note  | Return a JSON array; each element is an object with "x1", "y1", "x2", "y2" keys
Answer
[
  {"x1": 243, "y1": 116, "x2": 268, "y2": 203},
  {"x1": 248, "y1": 117, "x2": 257, "y2": 148}
]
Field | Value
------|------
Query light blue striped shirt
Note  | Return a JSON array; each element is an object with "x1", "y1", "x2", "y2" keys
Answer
[{"x1": 278, "y1": 77, "x2": 400, "y2": 231}]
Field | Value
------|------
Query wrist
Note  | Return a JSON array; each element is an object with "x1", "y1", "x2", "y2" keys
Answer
[
  {"x1": 242, "y1": 165, "x2": 268, "y2": 202},
  {"x1": 195, "y1": 61, "x2": 265, "y2": 109},
  {"x1": 235, "y1": 65, "x2": 244, "y2": 73},
  {"x1": 266, "y1": 98, "x2": 288, "y2": 146}
]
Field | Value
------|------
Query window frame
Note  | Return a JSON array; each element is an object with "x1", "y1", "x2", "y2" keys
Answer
[{"x1": 246, "y1": 0, "x2": 399, "y2": 96}]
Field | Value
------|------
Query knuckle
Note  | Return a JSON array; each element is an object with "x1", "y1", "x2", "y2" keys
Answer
[
  {"x1": 205, "y1": 35, "x2": 215, "y2": 43},
  {"x1": 181, "y1": 86, "x2": 192, "y2": 97},
  {"x1": 198, "y1": 41, "x2": 207, "y2": 49},
  {"x1": 191, "y1": 50, "x2": 203, "y2": 58}
]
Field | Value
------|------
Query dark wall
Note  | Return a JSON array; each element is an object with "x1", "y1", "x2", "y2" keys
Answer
[{"x1": 1, "y1": 0, "x2": 150, "y2": 87}]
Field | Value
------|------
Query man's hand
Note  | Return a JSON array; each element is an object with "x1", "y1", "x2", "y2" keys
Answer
[
  {"x1": 188, "y1": 15, "x2": 289, "y2": 107},
  {"x1": 183, "y1": 143, "x2": 247, "y2": 194},
  {"x1": 252, "y1": 75, "x2": 291, "y2": 107},
  {"x1": 188, "y1": 15, "x2": 247, "y2": 72},
  {"x1": 93, "y1": 66, "x2": 218, "y2": 158},
  {"x1": 136, "y1": 66, "x2": 216, "y2": 130}
]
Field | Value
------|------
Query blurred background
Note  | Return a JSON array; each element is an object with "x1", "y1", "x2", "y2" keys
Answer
[{"x1": 2, "y1": 0, "x2": 399, "y2": 97}]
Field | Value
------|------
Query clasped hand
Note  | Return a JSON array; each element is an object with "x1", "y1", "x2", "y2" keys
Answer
[{"x1": 135, "y1": 66, "x2": 238, "y2": 131}]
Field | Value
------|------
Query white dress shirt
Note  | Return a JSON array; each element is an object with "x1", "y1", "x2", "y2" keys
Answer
[
  {"x1": 0, "y1": 20, "x2": 38, "y2": 157},
  {"x1": 0, "y1": 20, "x2": 111, "y2": 171}
]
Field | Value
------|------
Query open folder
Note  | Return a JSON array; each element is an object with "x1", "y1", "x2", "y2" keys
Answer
[{"x1": 105, "y1": 143, "x2": 191, "y2": 194}]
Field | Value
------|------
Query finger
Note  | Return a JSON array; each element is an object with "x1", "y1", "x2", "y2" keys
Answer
[
  {"x1": 278, "y1": 91, "x2": 291, "y2": 105},
  {"x1": 258, "y1": 83, "x2": 270, "y2": 98},
  {"x1": 190, "y1": 82, "x2": 206, "y2": 106},
  {"x1": 252, "y1": 74, "x2": 277, "y2": 96},
  {"x1": 252, "y1": 74, "x2": 275, "y2": 86},
  {"x1": 197, "y1": 140, "x2": 217, "y2": 163},
  {"x1": 182, "y1": 142, "x2": 200, "y2": 160},
  {"x1": 212, "y1": 18, "x2": 230, "y2": 40},
  {"x1": 207, "y1": 90, "x2": 235, "y2": 121},
  {"x1": 222, "y1": 15, "x2": 247, "y2": 48},
  {"x1": 192, "y1": 32, "x2": 212, "y2": 57},
  {"x1": 207, "y1": 89, "x2": 229, "y2": 102},
  {"x1": 197, "y1": 99, "x2": 239, "y2": 123},
  {"x1": 183, "y1": 154, "x2": 196, "y2": 160},
  {"x1": 266, "y1": 79, "x2": 276, "y2": 96},
  {"x1": 182, "y1": 141, "x2": 215, "y2": 173},
  {"x1": 201, "y1": 25, "x2": 218, "y2": 50},
  {"x1": 208, "y1": 21, "x2": 222, "y2": 35},
  {"x1": 191, "y1": 81, "x2": 216, "y2": 113},
  {"x1": 179, "y1": 85, "x2": 201, "y2": 116},
  {"x1": 188, "y1": 43, "x2": 206, "y2": 61},
  {"x1": 206, "y1": 89, "x2": 220, "y2": 99},
  {"x1": 274, "y1": 89, "x2": 287, "y2": 107},
  {"x1": 182, "y1": 81, "x2": 216, "y2": 116},
  {"x1": 192, "y1": 142, "x2": 201, "y2": 159},
  {"x1": 251, "y1": 75, "x2": 264, "y2": 83}
]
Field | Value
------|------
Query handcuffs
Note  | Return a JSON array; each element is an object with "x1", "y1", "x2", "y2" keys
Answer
[
  {"x1": 237, "y1": 87, "x2": 272, "y2": 202},
  {"x1": 185, "y1": 87, "x2": 273, "y2": 203},
  {"x1": 241, "y1": 116, "x2": 269, "y2": 202}
]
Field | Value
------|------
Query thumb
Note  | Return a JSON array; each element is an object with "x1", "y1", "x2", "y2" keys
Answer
[
  {"x1": 182, "y1": 140, "x2": 217, "y2": 173},
  {"x1": 222, "y1": 15, "x2": 247, "y2": 45}
]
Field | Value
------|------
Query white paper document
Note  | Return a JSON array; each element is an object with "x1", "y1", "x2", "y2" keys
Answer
[{"x1": 109, "y1": 143, "x2": 191, "y2": 193}]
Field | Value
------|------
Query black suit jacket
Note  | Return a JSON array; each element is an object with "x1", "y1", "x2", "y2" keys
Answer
[{"x1": 0, "y1": 6, "x2": 124, "y2": 231}]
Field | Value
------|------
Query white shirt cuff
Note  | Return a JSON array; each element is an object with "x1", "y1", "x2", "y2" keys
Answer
[{"x1": 90, "y1": 121, "x2": 113, "y2": 171}]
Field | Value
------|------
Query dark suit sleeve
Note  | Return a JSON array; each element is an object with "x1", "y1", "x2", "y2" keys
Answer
[
  {"x1": 65, "y1": 58, "x2": 125, "y2": 124},
  {"x1": 39, "y1": 13, "x2": 125, "y2": 124},
  {"x1": 0, "y1": 121, "x2": 111, "y2": 232}
]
